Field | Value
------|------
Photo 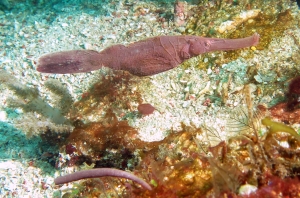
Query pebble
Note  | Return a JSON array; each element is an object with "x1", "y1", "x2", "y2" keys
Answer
[
  {"x1": 61, "y1": 23, "x2": 68, "y2": 27},
  {"x1": 0, "y1": 111, "x2": 7, "y2": 121}
]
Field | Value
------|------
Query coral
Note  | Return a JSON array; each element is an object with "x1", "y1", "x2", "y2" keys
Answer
[
  {"x1": 0, "y1": 70, "x2": 73, "y2": 136},
  {"x1": 44, "y1": 79, "x2": 73, "y2": 115},
  {"x1": 13, "y1": 112, "x2": 71, "y2": 137},
  {"x1": 0, "y1": 70, "x2": 71, "y2": 124}
]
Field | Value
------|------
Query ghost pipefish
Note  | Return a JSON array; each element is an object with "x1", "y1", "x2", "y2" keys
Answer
[{"x1": 37, "y1": 33, "x2": 260, "y2": 76}]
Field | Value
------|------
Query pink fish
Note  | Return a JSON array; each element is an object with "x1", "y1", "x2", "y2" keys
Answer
[{"x1": 37, "y1": 33, "x2": 259, "y2": 76}]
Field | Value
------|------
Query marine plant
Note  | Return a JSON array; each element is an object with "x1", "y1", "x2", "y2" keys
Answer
[
  {"x1": 268, "y1": 76, "x2": 300, "y2": 124},
  {"x1": 0, "y1": 69, "x2": 72, "y2": 136},
  {"x1": 41, "y1": 60, "x2": 299, "y2": 197},
  {"x1": 116, "y1": 77, "x2": 300, "y2": 197}
]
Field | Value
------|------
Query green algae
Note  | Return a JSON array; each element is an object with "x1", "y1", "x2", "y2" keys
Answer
[{"x1": 262, "y1": 117, "x2": 300, "y2": 140}]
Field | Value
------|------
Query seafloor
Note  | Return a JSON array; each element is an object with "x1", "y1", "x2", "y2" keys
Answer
[{"x1": 0, "y1": 0, "x2": 300, "y2": 197}]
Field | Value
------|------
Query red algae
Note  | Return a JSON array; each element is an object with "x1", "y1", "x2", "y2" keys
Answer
[
  {"x1": 245, "y1": 175, "x2": 300, "y2": 198},
  {"x1": 69, "y1": 71, "x2": 142, "y2": 121},
  {"x1": 137, "y1": 103, "x2": 155, "y2": 116},
  {"x1": 287, "y1": 76, "x2": 300, "y2": 111},
  {"x1": 58, "y1": 73, "x2": 300, "y2": 197},
  {"x1": 268, "y1": 76, "x2": 300, "y2": 123},
  {"x1": 289, "y1": 76, "x2": 300, "y2": 95},
  {"x1": 60, "y1": 111, "x2": 300, "y2": 197},
  {"x1": 269, "y1": 102, "x2": 300, "y2": 124}
]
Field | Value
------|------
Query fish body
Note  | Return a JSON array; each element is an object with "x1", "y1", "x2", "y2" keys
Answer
[{"x1": 37, "y1": 33, "x2": 260, "y2": 76}]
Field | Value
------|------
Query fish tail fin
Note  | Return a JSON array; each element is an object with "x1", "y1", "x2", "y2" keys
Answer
[{"x1": 36, "y1": 50, "x2": 103, "y2": 74}]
